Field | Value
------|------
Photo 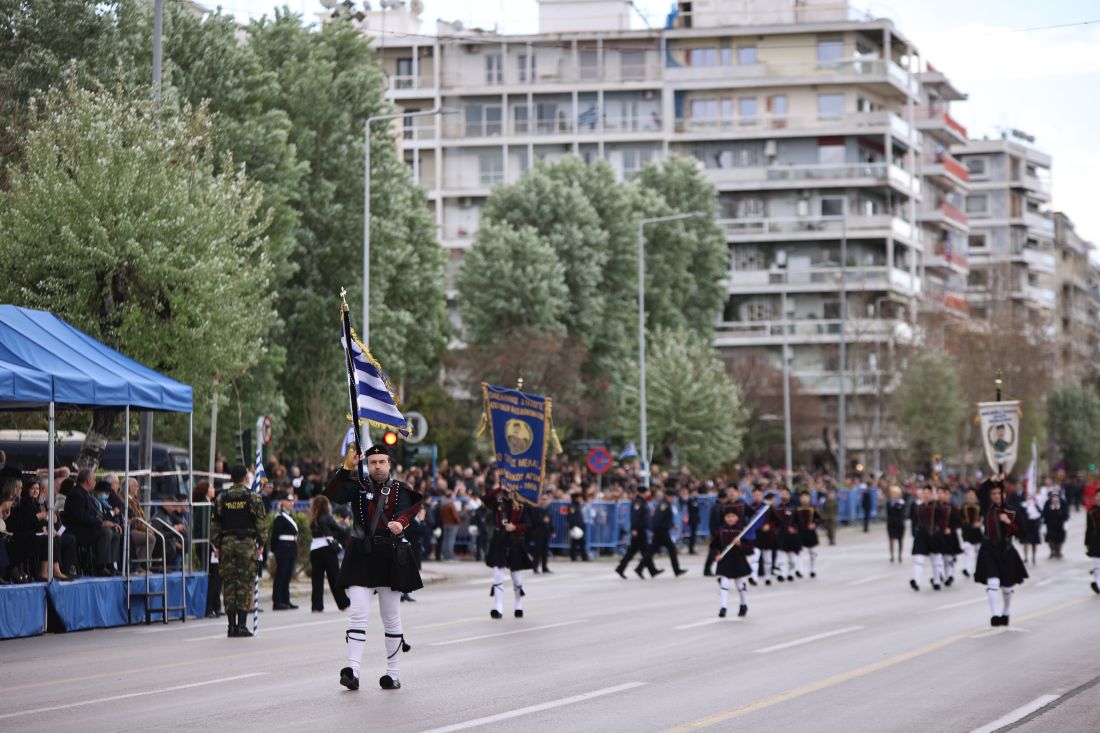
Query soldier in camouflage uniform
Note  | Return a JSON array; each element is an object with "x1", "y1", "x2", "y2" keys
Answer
[{"x1": 212, "y1": 465, "x2": 266, "y2": 638}]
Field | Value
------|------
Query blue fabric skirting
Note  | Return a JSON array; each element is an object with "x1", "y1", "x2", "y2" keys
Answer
[
  {"x1": 45, "y1": 573, "x2": 209, "y2": 632},
  {"x1": 0, "y1": 582, "x2": 47, "y2": 639}
]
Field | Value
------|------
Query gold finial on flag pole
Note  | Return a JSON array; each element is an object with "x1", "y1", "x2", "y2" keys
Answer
[
  {"x1": 340, "y1": 288, "x2": 349, "y2": 312},
  {"x1": 516, "y1": 376, "x2": 524, "y2": 391}
]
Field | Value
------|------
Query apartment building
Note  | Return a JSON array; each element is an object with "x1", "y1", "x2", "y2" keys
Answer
[
  {"x1": 1053, "y1": 212, "x2": 1098, "y2": 377},
  {"x1": 337, "y1": 0, "x2": 973, "y2": 459},
  {"x1": 955, "y1": 133, "x2": 1056, "y2": 332}
]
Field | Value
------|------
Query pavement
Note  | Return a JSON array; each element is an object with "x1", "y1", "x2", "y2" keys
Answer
[{"x1": 1, "y1": 514, "x2": 1098, "y2": 733}]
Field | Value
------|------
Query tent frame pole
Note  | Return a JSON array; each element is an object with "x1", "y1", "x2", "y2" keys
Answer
[{"x1": 46, "y1": 401, "x2": 55, "y2": 633}]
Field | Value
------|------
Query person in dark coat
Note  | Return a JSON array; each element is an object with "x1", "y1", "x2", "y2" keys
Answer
[
  {"x1": 61, "y1": 468, "x2": 121, "y2": 575},
  {"x1": 974, "y1": 482, "x2": 1028, "y2": 627},
  {"x1": 714, "y1": 505, "x2": 752, "y2": 618},
  {"x1": 615, "y1": 486, "x2": 662, "y2": 580},
  {"x1": 530, "y1": 493, "x2": 554, "y2": 573},
  {"x1": 323, "y1": 446, "x2": 423, "y2": 692},
  {"x1": 1041, "y1": 493, "x2": 1069, "y2": 559},
  {"x1": 483, "y1": 483, "x2": 534, "y2": 618},
  {"x1": 1085, "y1": 500, "x2": 1100, "y2": 594},
  {"x1": 308, "y1": 494, "x2": 350, "y2": 612},
  {"x1": 885, "y1": 485, "x2": 907, "y2": 563},
  {"x1": 567, "y1": 493, "x2": 587, "y2": 563}
]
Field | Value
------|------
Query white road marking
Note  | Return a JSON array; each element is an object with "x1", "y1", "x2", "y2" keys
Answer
[
  {"x1": 970, "y1": 627, "x2": 1031, "y2": 639},
  {"x1": 753, "y1": 626, "x2": 864, "y2": 653},
  {"x1": 969, "y1": 693, "x2": 1060, "y2": 733},
  {"x1": 674, "y1": 618, "x2": 724, "y2": 630},
  {"x1": 928, "y1": 598, "x2": 986, "y2": 612},
  {"x1": 0, "y1": 673, "x2": 268, "y2": 720},
  {"x1": 419, "y1": 682, "x2": 648, "y2": 733},
  {"x1": 429, "y1": 620, "x2": 585, "y2": 646},
  {"x1": 846, "y1": 574, "x2": 888, "y2": 587},
  {"x1": 183, "y1": 618, "x2": 343, "y2": 641}
]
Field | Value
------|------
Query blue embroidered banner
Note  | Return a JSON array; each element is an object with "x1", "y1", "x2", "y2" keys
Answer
[{"x1": 483, "y1": 383, "x2": 553, "y2": 506}]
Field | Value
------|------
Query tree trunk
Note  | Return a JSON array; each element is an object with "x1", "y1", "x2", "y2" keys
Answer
[{"x1": 77, "y1": 408, "x2": 121, "y2": 470}]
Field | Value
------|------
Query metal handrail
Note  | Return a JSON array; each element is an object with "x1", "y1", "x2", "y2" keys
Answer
[
  {"x1": 130, "y1": 517, "x2": 167, "y2": 624},
  {"x1": 154, "y1": 517, "x2": 187, "y2": 623}
]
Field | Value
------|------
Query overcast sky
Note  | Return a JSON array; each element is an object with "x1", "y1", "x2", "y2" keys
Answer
[{"x1": 221, "y1": 0, "x2": 1100, "y2": 242}]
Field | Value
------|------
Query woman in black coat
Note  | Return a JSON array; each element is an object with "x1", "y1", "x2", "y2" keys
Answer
[
  {"x1": 1041, "y1": 493, "x2": 1069, "y2": 559},
  {"x1": 309, "y1": 495, "x2": 350, "y2": 612}
]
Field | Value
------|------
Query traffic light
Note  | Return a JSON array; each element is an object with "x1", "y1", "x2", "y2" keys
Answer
[{"x1": 382, "y1": 431, "x2": 399, "y2": 447}]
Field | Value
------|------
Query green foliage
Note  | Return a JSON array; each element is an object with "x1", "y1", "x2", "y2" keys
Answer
[
  {"x1": 403, "y1": 382, "x2": 478, "y2": 464},
  {"x1": 617, "y1": 328, "x2": 749, "y2": 475},
  {"x1": 893, "y1": 351, "x2": 966, "y2": 468},
  {"x1": 0, "y1": 84, "x2": 275, "y2": 414},
  {"x1": 457, "y1": 223, "x2": 569, "y2": 343},
  {"x1": 1046, "y1": 382, "x2": 1100, "y2": 472}
]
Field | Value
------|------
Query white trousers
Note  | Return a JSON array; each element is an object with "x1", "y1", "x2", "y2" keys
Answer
[
  {"x1": 492, "y1": 567, "x2": 524, "y2": 612},
  {"x1": 346, "y1": 585, "x2": 404, "y2": 680}
]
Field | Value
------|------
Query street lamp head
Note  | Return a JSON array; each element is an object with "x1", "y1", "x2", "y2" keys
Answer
[{"x1": 435, "y1": 106, "x2": 460, "y2": 115}]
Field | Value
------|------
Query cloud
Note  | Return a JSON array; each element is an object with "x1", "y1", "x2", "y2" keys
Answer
[{"x1": 919, "y1": 23, "x2": 1100, "y2": 82}]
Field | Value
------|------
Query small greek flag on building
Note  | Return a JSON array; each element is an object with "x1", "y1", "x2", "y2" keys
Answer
[
  {"x1": 251, "y1": 448, "x2": 268, "y2": 493},
  {"x1": 341, "y1": 322, "x2": 409, "y2": 437}
]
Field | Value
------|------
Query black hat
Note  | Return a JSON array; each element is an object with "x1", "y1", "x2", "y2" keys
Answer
[{"x1": 365, "y1": 444, "x2": 391, "y2": 459}]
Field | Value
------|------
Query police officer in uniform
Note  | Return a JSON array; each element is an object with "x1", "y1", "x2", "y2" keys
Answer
[
  {"x1": 615, "y1": 486, "x2": 662, "y2": 579},
  {"x1": 530, "y1": 493, "x2": 553, "y2": 573},
  {"x1": 648, "y1": 488, "x2": 687, "y2": 577},
  {"x1": 324, "y1": 445, "x2": 423, "y2": 691},
  {"x1": 270, "y1": 494, "x2": 299, "y2": 610},
  {"x1": 567, "y1": 493, "x2": 588, "y2": 562},
  {"x1": 211, "y1": 465, "x2": 266, "y2": 638}
]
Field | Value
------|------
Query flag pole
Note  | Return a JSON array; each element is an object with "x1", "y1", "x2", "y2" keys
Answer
[{"x1": 341, "y1": 289, "x2": 366, "y2": 484}]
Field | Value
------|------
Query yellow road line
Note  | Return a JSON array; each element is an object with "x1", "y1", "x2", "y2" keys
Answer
[{"x1": 662, "y1": 597, "x2": 1090, "y2": 733}]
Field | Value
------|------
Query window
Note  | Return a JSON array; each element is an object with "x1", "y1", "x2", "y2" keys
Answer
[
  {"x1": 821, "y1": 197, "x2": 845, "y2": 217},
  {"x1": 395, "y1": 58, "x2": 413, "y2": 88},
  {"x1": 735, "y1": 196, "x2": 765, "y2": 218},
  {"x1": 818, "y1": 143, "x2": 845, "y2": 166},
  {"x1": 965, "y1": 194, "x2": 988, "y2": 214},
  {"x1": 513, "y1": 105, "x2": 529, "y2": 134},
  {"x1": 690, "y1": 99, "x2": 718, "y2": 119},
  {"x1": 517, "y1": 54, "x2": 537, "y2": 83},
  {"x1": 621, "y1": 49, "x2": 646, "y2": 80},
  {"x1": 720, "y1": 47, "x2": 733, "y2": 66},
  {"x1": 485, "y1": 54, "x2": 503, "y2": 84},
  {"x1": 402, "y1": 107, "x2": 421, "y2": 140},
  {"x1": 738, "y1": 97, "x2": 757, "y2": 122},
  {"x1": 744, "y1": 300, "x2": 772, "y2": 322},
  {"x1": 738, "y1": 46, "x2": 757, "y2": 65},
  {"x1": 817, "y1": 39, "x2": 844, "y2": 67},
  {"x1": 622, "y1": 147, "x2": 654, "y2": 176},
  {"x1": 966, "y1": 158, "x2": 987, "y2": 176},
  {"x1": 479, "y1": 152, "x2": 504, "y2": 185},
  {"x1": 732, "y1": 245, "x2": 765, "y2": 271},
  {"x1": 768, "y1": 94, "x2": 788, "y2": 118},
  {"x1": 818, "y1": 94, "x2": 844, "y2": 119},
  {"x1": 535, "y1": 102, "x2": 559, "y2": 133},
  {"x1": 579, "y1": 49, "x2": 600, "y2": 80},
  {"x1": 465, "y1": 104, "x2": 502, "y2": 136},
  {"x1": 688, "y1": 47, "x2": 718, "y2": 67}
]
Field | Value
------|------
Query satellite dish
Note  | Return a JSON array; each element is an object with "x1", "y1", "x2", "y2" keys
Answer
[
  {"x1": 410, "y1": 0, "x2": 423, "y2": 15},
  {"x1": 320, "y1": 0, "x2": 338, "y2": 8},
  {"x1": 453, "y1": 19, "x2": 464, "y2": 30},
  {"x1": 362, "y1": 0, "x2": 372, "y2": 10}
]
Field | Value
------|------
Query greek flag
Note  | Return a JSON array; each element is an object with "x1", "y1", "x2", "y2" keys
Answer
[
  {"x1": 618, "y1": 443, "x2": 638, "y2": 460},
  {"x1": 341, "y1": 322, "x2": 409, "y2": 437},
  {"x1": 251, "y1": 448, "x2": 268, "y2": 493}
]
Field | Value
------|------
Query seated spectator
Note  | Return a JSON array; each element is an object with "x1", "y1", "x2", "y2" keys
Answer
[
  {"x1": 0, "y1": 450, "x2": 21, "y2": 483},
  {"x1": 154, "y1": 502, "x2": 189, "y2": 569},
  {"x1": 7, "y1": 480, "x2": 76, "y2": 580},
  {"x1": 61, "y1": 468, "x2": 122, "y2": 576},
  {"x1": 0, "y1": 495, "x2": 12, "y2": 583}
]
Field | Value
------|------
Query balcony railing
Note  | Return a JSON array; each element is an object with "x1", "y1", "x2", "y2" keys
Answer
[
  {"x1": 718, "y1": 214, "x2": 917, "y2": 241},
  {"x1": 1024, "y1": 211, "x2": 1056, "y2": 236},
  {"x1": 440, "y1": 59, "x2": 663, "y2": 88},
  {"x1": 914, "y1": 107, "x2": 968, "y2": 139},
  {"x1": 389, "y1": 74, "x2": 436, "y2": 92},
  {"x1": 931, "y1": 240, "x2": 968, "y2": 268},
  {"x1": 675, "y1": 111, "x2": 914, "y2": 139},
  {"x1": 924, "y1": 151, "x2": 970, "y2": 182},
  {"x1": 726, "y1": 265, "x2": 921, "y2": 295},
  {"x1": 715, "y1": 317, "x2": 899, "y2": 341},
  {"x1": 664, "y1": 57, "x2": 918, "y2": 94}
]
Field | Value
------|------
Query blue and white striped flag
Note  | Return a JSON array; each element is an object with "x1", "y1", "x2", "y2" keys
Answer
[
  {"x1": 618, "y1": 443, "x2": 638, "y2": 460},
  {"x1": 250, "y1": 447, "x2": 268, "y2": 493},
  {"x1": 341, "y1": 322, "x2": 409, "y2": 437}
]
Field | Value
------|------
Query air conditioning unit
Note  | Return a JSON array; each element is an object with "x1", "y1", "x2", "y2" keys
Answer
[
  {"x1": 642, "y1": 90, "x2": 656, "y2": 100},
  {"x1": 764, "y1": 139, "x2": 777, "y2": 157},
  {"x1": 458, "y1": 197, "x2": 474, "y2": 208}
]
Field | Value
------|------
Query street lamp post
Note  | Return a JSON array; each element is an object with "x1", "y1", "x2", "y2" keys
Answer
[
  {"x1": 637, "y1": 212, "x2": 705, "y2": 488},
  {"x1": 838, "y1": 201, "x2": 849, "y2": 485},
  {"x1": 364, "y1": 106, "x2": 456, "y2": 344}
]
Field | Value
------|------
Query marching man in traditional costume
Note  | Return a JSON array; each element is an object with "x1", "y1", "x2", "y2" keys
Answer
[
  {"x1": 325, "y1": 446, "x2": 423, "y2": 691},
  {"x1": 974, "y1": 480, "x2": 1028, "y2": 627},
  {"x1": 484, "y1": 482, "x2": 534, "y2": 619}
]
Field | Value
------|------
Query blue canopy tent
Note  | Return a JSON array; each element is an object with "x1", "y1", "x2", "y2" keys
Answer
[{"x1": 0, "y1": 305, "x2": 196, "y2": 634}]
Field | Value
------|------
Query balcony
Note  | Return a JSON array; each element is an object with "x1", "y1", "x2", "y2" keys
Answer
[
  {"x1": 1021, "y1": 247, "x2": 1057, "y2": 275},
  {"x1": 726, "y1": 265, "x2": 921, "y2": 296},
  {"x1": 674, "y1": 111, "x2": 916, "y2": 142},
  {"x1": 718, "y1": 214, "x2": 918, "y2": 244},
  {"x1": 925, "y1": 239, "x2": 969, "y2": 275},
  {"x1": 1025, "y1": 285, "x2": 1057, "y2": 310},
  {"x1": 1024, "y1": 211, "x2": 1056, "y2": 237},
  {"x1": 703, "y1": 162, "x2": 917, "y2": 195},
  {"x1": 440, "y1": 57, "x2": 663, "y2": 89},
  {"x1": 714, "y1": 317, "x2": 901, "y2": 349},
  {"x1": 388, "y1": 74, "x2": 437, "y2": 96},
  {"x1": 922, "y1": 151, "x2": 969, "y2": 189},
  {"x1": 919, "y1": 199, "x2": 969, "y2": 232},
  {"x1": 913, "y1": 107, "x2": 968, "y2": 145},
  {"x1": 664, "y1": 57, "x2": 918, "y2": 96}
]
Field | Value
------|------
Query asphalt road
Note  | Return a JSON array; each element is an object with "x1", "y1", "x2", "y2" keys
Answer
[{"x1": 2, "y1": 513, "x2": 1098, "y2": 733}]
